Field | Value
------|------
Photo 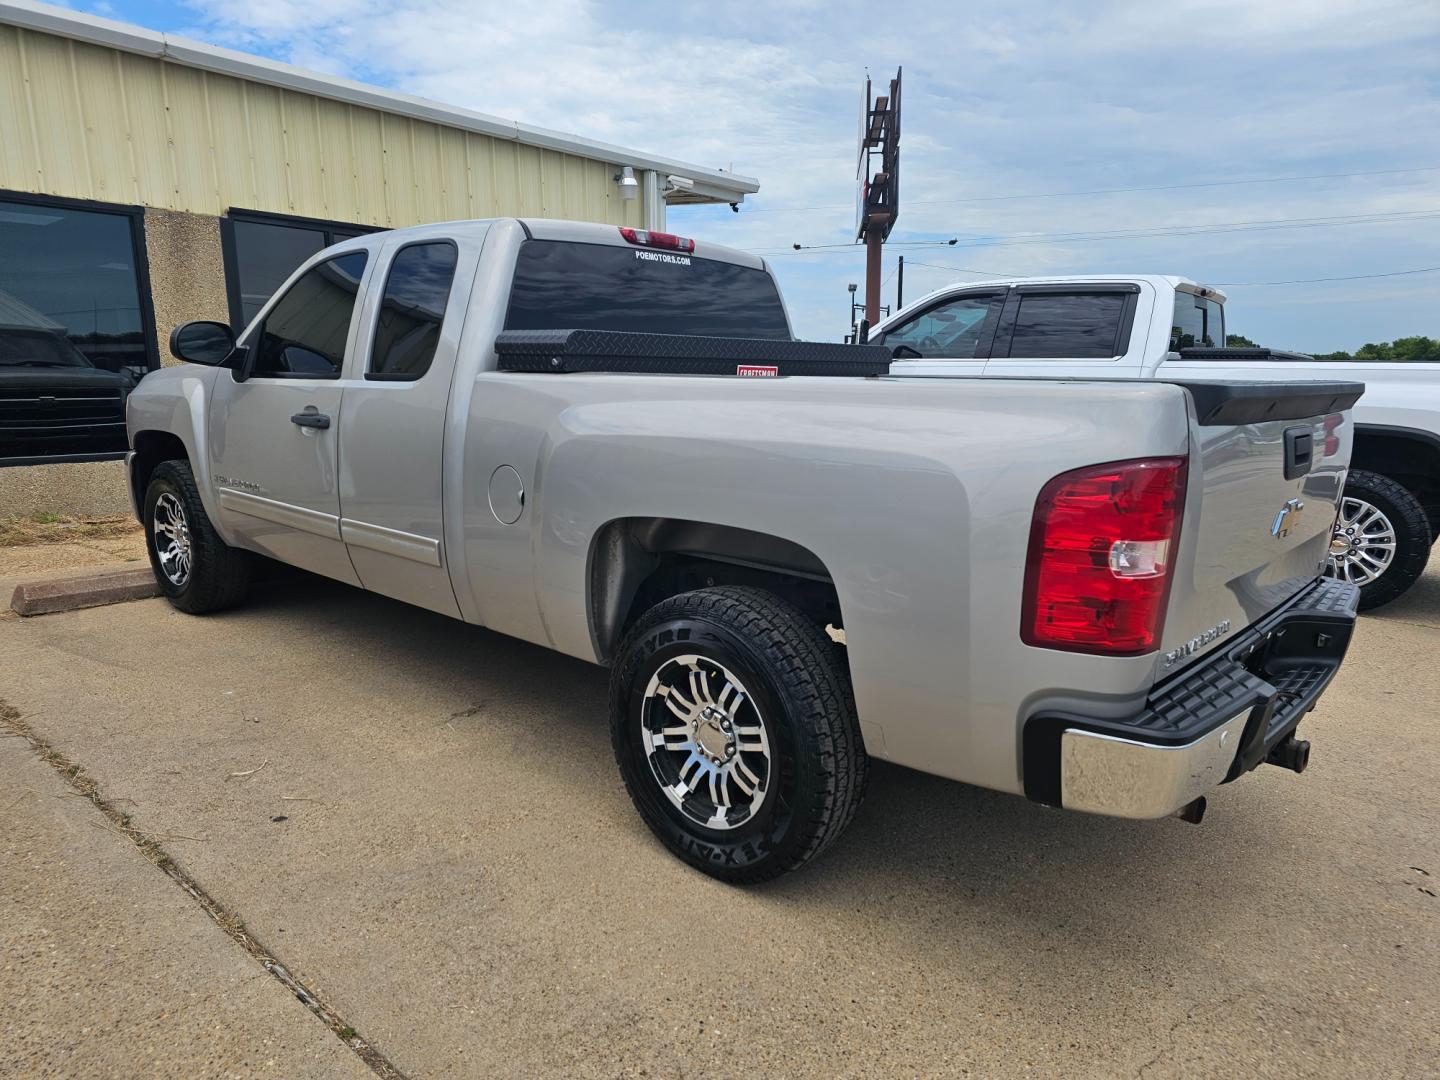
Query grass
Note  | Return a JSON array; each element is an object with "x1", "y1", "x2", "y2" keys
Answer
[{"x1": 0, "y1": 513, "x2": 142, "y2": 547}]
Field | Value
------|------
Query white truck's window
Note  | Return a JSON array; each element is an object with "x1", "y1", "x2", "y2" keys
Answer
[
  {"x1": 1003, "y1": 293, "x2": 1127, "y2": 358},
  {"x1": 251, "y1": 252, "x2": 368, "y2": 378},
  {"x1": 880, "y1": 295, "x2": 1002, "y2": 357},
  {"x1": 504, "y1": 240, "x2": 790, "y2": 339},
  {"x1": 367, "y1": 242, "x2": 458, "y2": 381},
  {"x1": 1170, "y1": 293, "x2": 1224, "y2": 350}
]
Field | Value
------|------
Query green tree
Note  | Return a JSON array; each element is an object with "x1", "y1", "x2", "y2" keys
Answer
[
  {"x1": 1389, "y1": 335, "x2": 1440, "y2": 362},
  {"x1": 1225, "y1": 333, "x2": 1257, "y2": 347}
]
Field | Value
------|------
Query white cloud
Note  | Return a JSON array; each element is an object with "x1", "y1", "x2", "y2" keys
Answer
[{"x1": 131, "y1": 0, "x2": 1440, "y2": 347}]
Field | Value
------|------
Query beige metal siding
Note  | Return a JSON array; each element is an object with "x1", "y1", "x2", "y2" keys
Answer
[{"x1": 0, "y1": 25, "x2": 644, "y2": 228}]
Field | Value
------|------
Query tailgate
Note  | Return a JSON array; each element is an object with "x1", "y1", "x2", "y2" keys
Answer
[{"x1": 1157, "y1": 379, "x2": 1363, "y2": 678}]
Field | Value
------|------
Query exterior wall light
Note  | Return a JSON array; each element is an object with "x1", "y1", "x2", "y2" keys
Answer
[{"x1": 615, "y1": 166, "x2": 639, "y2": 201}]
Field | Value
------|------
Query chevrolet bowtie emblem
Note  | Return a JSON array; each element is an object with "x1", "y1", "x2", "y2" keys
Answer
[{"x1": 1271, "y1": 498, "x2": 1305, "y2": 538}]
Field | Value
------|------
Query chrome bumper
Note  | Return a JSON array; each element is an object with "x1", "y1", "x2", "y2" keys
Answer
[
  {"x1": 1023, "y1": 577, "x2": 1360, "y2": 819},
  {"x1": 1059, "y1": 712, "x2": 1247, "y2": 818}
]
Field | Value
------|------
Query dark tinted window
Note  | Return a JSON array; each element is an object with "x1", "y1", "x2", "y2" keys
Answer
[
  {"x1": 1170, "y1": 294, "x2": 1224, "y2": 350},
  {"x1": 881, "y1": 295, "x2": 1003, "y2": 358},
  {"x1": 0, "y1": 198, "x2": 151, "y2": 380},
  {"x1": 252, "y1": 252, "x2": 367, "y2": 378},
  {"x1": 368, "y1": 243, "x2": 458, "y2": 380},
  {"x1": 224, "y1": 214, "x2": 385, "y2": 329},
  {"x1": 230, "y1": 220, "x2": 326, "y2": 327},
  {"x1": 505, "y1": 240, "x2": 790, "y2": 339},
  {"x1": 1005, "y1": 293, "x2": 1127, "y2": 358}
]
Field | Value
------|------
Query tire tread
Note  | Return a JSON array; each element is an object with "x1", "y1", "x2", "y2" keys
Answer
[
  {"x1": 146, "y1": 460, "x2": 252, "y2": 614},
  {"x1": 610, "y1": 586, "x2": 868, "y2": 882}
]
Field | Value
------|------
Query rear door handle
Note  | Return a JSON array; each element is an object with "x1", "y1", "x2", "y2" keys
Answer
[{"x1": 290, "y1": 409, "x2": 331, "y2": 430}]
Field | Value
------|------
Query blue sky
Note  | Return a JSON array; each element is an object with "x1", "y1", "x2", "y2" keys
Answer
[{"x1": 73, "y1": 0, "x2": 1440, "y2": 349}]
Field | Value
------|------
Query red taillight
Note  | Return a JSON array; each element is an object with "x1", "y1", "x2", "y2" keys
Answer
[
  {"x1": 1323, "y1": 413, "x2": 1343, "y2": 457},
  {"x1": 618, "y1": 227, "x2": 695, "y2": 253},
  {"x1": 1022, "y1": 457, "x2": 1188, "y2": 655}
]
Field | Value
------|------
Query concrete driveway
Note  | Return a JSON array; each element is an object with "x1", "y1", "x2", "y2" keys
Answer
[{"x1": 4, "y1": 565, "x2": 1438, "y2": 1078}]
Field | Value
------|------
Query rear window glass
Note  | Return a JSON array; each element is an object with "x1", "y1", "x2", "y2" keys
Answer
[
  {"x1": 1005, "y1": 293, "x2": 1128, "y2": 359},
  {"x1": 1170, "y1": 293, "x2": 1225, "y2": 350},
  {"x1": 504, "y1": 240, "x2": 790, "y2": 339}
]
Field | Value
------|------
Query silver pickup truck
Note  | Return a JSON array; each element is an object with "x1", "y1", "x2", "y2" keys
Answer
[{"x1": 127, "y1": 219, "x2": 1363, "y2": 881}]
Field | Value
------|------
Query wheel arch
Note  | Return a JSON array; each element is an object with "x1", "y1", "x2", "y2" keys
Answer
[
  {"x1": 128, "y1": 429, "x2": 191, "y2": 517},
  {"x1": 587, "y1": 517, "x2": 844, "y2": 665},
  {"x1": 1352, "y1": 424, "x2": 1440, "y2": 538}
]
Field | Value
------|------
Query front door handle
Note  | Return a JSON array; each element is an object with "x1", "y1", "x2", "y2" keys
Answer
[{"x1": 290, "y1": 409, "x2": 331, "y2": 430}]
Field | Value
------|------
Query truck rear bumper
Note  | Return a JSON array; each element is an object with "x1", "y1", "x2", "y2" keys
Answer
[{"x1": 1023, "y1": 577, "x2": 1360, "y2": 819}]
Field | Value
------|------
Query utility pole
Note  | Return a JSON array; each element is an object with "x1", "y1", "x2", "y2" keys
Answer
[
  {"x1": 865, "y1": 233, "x2": 884, "y2": 325},
  {"x1": 854, "y1": 69, "x2": 901, "y2": 330},
  {"x1": 897, "y1": 255, "x2": 904, "y2": 310}
]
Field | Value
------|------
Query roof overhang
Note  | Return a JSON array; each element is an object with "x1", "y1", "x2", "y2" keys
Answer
[{"x1": 0, "y1": 0, "x2": 760, "y2": 207}]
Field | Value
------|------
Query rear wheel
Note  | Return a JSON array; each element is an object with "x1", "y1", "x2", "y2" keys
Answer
[
  {"x1": 144, "y1": 460, "x2": 252, "y2": 614},
  {"x1": 609, "y1": 586, "x2": 867, "y2": 883},
  {"x1": 1327, "y1": 469, "x2": 1431, "y2": 611}
]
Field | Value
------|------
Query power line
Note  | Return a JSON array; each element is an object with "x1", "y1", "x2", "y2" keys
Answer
[
  {"x1": 1213, "y1": 266, "x2": 1440, "y2": 286},
  {"x1": 888, "y1": 261, "x2": 1440, "y2": 288},
  {"x1": 901, "y1": 260, "x2": 1019, "y2": 277},
  {"x1": 751, "y1": 208, "x2": 1440, "y2": 256},
  {"x1": 741, "y1": 165, "x2": 1440, "y2": 215}
]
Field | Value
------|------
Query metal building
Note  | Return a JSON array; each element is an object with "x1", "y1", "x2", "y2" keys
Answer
[{"x1": 0, "y1": 0, "x2": 758, "y2": 515}]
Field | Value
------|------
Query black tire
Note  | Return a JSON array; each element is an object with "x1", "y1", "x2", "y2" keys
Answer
[
  {"x1": 609, "y1": 586, "x2": 867, "y2": 883},
  {"x1": 143, "y1": 459, "x2": 252, "y2": 614},
  {"x1": 1331, "y1": 469, "x2": 1431, "y2": 611}
]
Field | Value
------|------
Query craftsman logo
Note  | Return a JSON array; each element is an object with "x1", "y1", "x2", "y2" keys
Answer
[
  {"x1": 634, "y1": 250, "x2": 691, "y2": 266},
  {"x1": 737, "y1": 365, "x2": 778, "y2": 377}
]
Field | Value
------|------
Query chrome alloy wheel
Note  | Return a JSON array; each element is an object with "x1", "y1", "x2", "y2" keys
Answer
[
  {"x1": 152, "y1": 492, "x2": 193, "y2": 587},
  {"x1": 1328, "y1": 495, "x2": 1397, "y2": 586},
  {"x1": 641, "y1": 654, "x2": 772, "y2": 831}
]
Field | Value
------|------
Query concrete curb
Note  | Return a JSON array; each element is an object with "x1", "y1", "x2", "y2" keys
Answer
[{"x1": 9, "y1": 568, "x2": 160, "y2": 616}]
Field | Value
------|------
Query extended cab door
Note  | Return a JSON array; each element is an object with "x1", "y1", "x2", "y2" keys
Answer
[
  {"x1": 873, "y1": 288, "x2": 1006, "y2": 376},
  {"x1": 336, "y1": 231, "x2": 480, "y2": 617},
  {"x1": 207, "y1": 250, "x2": 371, "y2": 585},
  {"x1": 983, "y1": 283, "x2": 1151, "y2": 378}
]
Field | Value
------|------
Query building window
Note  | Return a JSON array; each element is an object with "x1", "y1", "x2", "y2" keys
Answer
[
  {"x1": 0, "y1": 193, "x2": 155, "y2": 379},
  {"x1": 0, "y1": 192, "x2": 156, "y2": 465},
  {"x1": 221, "y1": 210, "x2": 380, "y2": 330}
]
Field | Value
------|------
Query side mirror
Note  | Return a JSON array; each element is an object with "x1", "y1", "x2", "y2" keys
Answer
[
  {"x1": 857, "y1": 318, "x2": 871, "y2": 344},
  {"x1": 169, "y1": 321, "x2": 236, "y2": 366}
]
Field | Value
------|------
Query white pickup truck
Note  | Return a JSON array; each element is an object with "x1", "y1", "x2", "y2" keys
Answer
[
  {"x1": 128, "y1": 222, "x2": 1362, "y2": 880},
  {"x1": 874, "y1": 276, "x2": 1438, "y2": 609}
]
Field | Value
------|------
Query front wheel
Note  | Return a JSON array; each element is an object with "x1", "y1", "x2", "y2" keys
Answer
[
  {"x1": 144, "y1": 459, "x2": 252, "y2": 614},
  {"x1": 1327, "y1": 469, "x2": 1431, "y2": 611},
  {"x1": 609, "y1": 586, "x2": 867, "y2": 883}
]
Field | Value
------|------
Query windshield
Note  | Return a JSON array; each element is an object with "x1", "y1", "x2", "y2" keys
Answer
[
  {"x1": 504, "y1": 240, "x2": 791, "y2": 339},
  {"x1": 1170, "y1": 292, "x2": 1225, "y2": 350},
  {"x1": 0, "y1": 328, "x2": 93, "y2": 368}
]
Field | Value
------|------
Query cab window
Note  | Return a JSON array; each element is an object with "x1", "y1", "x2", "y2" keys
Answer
[
  {"x1": 367, "y1": 242, "x2": 459, "y2": 381},
  {"x1": 1170, "y1": 293, "x2": 1225, "y2": 350},
  {"x1": 1002, "y1": 292, "x2": 1129, "y2": 359},
  {"x1": 250, "y1": 252, "x2": 368, "y2": 378},
  {"x1": 880, "y1": 294, "x2": 1003, "y2": 358}
]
